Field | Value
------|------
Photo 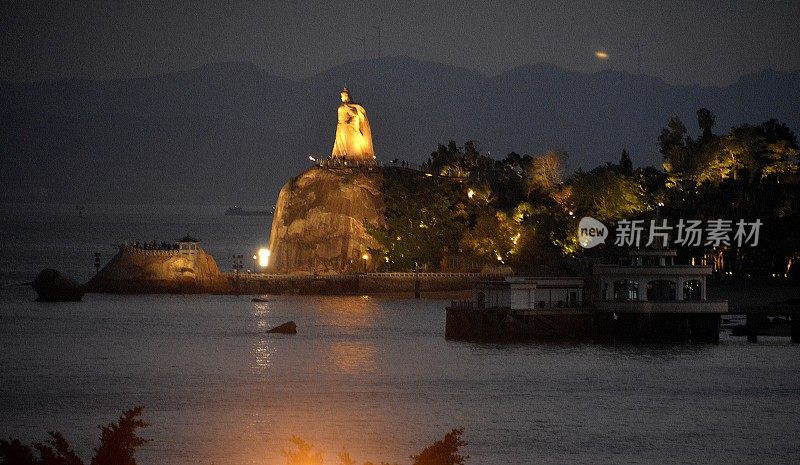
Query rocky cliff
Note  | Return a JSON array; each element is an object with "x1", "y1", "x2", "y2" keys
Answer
[
  {"x1": 87, "y1": 245, "x2": 231, "y2": 293},
  {"x1": 267, "y1": 166, "x2": 385, "y2": 274}
]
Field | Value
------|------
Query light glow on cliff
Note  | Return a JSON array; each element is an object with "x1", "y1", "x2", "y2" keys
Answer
[{"x1": 258, "y1": 248, "x2": 270, "y2": 267}]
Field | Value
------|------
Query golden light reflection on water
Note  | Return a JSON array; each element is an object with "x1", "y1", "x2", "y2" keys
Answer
[
  {"x1": 319, "y1": 296, "x2": 378, "y2": 328},
  {"x1": 329, "y1": 341, "x2": 377, "y2": 374},
  {"x1": 252, "y1": 337, "x2": 273, "y2": 372},
  {"x1": 252, "y1": 302, "x2": 273, "y2": 373}
]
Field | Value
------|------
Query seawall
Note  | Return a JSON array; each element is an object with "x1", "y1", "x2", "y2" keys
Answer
[
  {"x1": 226, "y1": 272, "x2": 495, "y2": 295},
  {"x1": 445, "y1": 304, "x2": 722, "y2": 342}
]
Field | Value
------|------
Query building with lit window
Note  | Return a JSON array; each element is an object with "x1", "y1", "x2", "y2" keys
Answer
[
  {"x1": 592, "y1": 249, "x2": 727, "y2": 314},
  {"x1": 446, "y1": 249, "x2": 727, "y2": 342}
]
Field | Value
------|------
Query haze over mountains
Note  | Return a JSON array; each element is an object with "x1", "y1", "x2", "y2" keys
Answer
[{"x1": 2, "y1": 56, "x2": 798, "y2": 206}]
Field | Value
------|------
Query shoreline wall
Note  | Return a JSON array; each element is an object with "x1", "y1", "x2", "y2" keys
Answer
[{"x1": 226, "y1": 273, "x2": 484, "y2": 295}]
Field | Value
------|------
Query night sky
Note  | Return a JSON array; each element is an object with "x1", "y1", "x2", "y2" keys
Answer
[{"x1": 2, "y1": 0, "x2": 799, "y2": 85}]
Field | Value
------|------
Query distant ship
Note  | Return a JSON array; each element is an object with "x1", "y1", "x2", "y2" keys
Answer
[{"x1": 225, "y1": 205, "x2": 273, "y2": 217}]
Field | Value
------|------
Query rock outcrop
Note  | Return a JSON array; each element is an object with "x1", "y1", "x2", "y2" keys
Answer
[
  {"x1": 86, "y1": 245, "x2": 230, "y2": 293},
  {"x1": 267, "y1": 321, "x2": 297, "y2": 334},
  {"x1": 267, "y1": 166, "x2": 384, "y2": 274},
  {"x1": 32, "y1": 269, "x2": 85, "y2": 302}
]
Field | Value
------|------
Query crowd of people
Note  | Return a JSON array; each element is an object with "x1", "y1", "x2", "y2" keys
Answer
[{"x1": 128, "y1": 240, "x2": 177, "y2": 250}]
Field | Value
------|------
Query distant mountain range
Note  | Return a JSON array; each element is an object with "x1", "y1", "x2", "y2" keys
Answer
[{"x1": 2, "y1": 56, "x2": 798, "y2": 205}]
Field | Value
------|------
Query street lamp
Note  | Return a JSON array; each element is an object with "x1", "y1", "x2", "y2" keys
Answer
[
  {"x1": 232, "y1": 254, "x2": 244, "y2": 277},
  {"x1": 362, "y1": 253, "x2": 369, "y2": 274}
]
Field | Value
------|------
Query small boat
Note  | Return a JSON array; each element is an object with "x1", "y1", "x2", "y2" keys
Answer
[
  {"x1": 251, "y1": 297, "x2": 270, "y2": 302},
  {"x1": 225, "y1": 205, "x2": 272, "y2": 216}
]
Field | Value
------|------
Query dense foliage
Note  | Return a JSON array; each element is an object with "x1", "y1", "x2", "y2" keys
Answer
[
  {"x1": 0, "y1": 407, "x2": 149, "y2": 465},
  {"x1": 658, "y1": 109, "x2": 800, "y2": 274},
  {"x1": 366, "y1": 110, "x2": 800, "y2": 278},
  {"x1": 285, "y1": 428, "x2": 468, "y2": 465},
  {"x1": 1, "y1": 410, "x2": 468, "y2": 465}
]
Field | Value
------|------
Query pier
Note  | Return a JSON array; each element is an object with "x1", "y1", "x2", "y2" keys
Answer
[
  {"x1": 446, "y1": 294, "x2": 800, "y2": 344},
  {"x1": 445, "y1": 250, "x2": 744, "y2": 343},
  {"x1": 728, "y1": 303, "x2": 800, "y2": 343}
]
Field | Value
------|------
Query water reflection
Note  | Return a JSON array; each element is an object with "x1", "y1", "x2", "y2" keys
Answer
[
  {"x1": 252, "y1": 301, "x2": 270, "y2": 331},
  {"x1": 329, "y1": 341, "x2": 378, "y2": 374},
  {"x1": 252, "y1": 302, "x2": 273, "y2": 373},
  {"x1": 318, "y1": 296, "x2": 379, "y2": 329},
  {"x1": 252, "y1": 302, "x2": 269, "y2": 316},
  {"x1": 252, "y1": 337, "x2": 273, "y2": 373}
]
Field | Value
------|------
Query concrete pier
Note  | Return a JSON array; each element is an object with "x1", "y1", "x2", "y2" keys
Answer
[
  {"x1": 446, "y1": 304, "x2": 721, "y2": 342},
  {"x1": 446, "y1": 303, "x2": 595, "y2": 341},
  {"x1": 729, "y1": 304, "x2": 800, "y2": 343}
]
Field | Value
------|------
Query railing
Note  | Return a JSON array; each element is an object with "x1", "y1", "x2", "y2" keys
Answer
[
  {"x1": 449, "y1": 301, "x2": 593, "y2": 311},
  {"x1": 365, "y1": 272, "x2": 485, "y2": 278},
  {"x1": 227, "y1": 272, "x2": 360, "y2": 280},
  {"x1": 226, "y1": 272, "x2": 504, "y2": 279},
  {"x1": 315, "y1": 158, "x2": 378, "y2": 168},
  {"x1": 121, "y1": 245, "x2": 181, "y2": 257},
  {"x1": 449, "y1": 300, "x2": 474, "y2": 310},
  {"x1": 727, "y1": 303, "x2": 800, "y2": 314}
]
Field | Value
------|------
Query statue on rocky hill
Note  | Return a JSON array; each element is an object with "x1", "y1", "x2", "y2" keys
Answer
[{"x1": 331, "y1": 87, "x2": 376, "y2": 164}]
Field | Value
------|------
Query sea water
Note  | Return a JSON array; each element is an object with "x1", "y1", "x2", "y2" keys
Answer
[{"x1": 1, "y1": 204, "x2": 799, "y2": 465}]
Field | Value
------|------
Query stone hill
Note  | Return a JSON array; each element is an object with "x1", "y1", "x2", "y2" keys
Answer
[
  {"x1": 86, "y1": 244, "x2": 230, "y2": 293},
  {"x1": 267, "y1": 166, "x2": 384, "y2": 274}
]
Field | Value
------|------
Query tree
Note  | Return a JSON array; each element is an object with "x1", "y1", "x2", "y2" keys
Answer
[
  {"x1": 761, "y1": 138, "x2": 800, "y2": 178},
  {"x1": 367, "y1": 170, "x2": 467, "y2": 270},
  {"x1": 1, "y1": 408, "x2": 148, "y2": 465},
  {"x1": 410, "y1": 428, "x2": 467, "y2": 465},
  {"x1": 569, "y1": 170, "x2": 647, "y2": 221},
  {"x1": 90, "y1": 407, "x2": 150, "y2": 465},
  {"x1": 460, "y1": 211, "x2": 519, "y2": 264},
  {"x1": 697, "y1": 108, "x2": 716, "y2": 139},
  {"x1": 619, "y1": 149, "x2": 633, "y2": 176},
  {"x1": 33, "y1": 433, "x2": 84, "y2": 465},
  {"x1": 525, "y1": 150, "x2": 567, "y2": 195},
  {"x1": 338, "y1": 450, "x2": 356, "y2": 465},
  {"x1": 756, "y1": 119, "x2": 800, "y2": 179},
  {"x1": 0, "y1": 438, "x2": 38, "y2": 465},
  {"x1": 282, "y1": 437, "x2": 323, "y2": 465},
  {"x1": 659, "y1": 116, "x2": 692, "y2": 187},
  {"x1": 712, "y1": 133, "x2": 753, "y2": 182}
]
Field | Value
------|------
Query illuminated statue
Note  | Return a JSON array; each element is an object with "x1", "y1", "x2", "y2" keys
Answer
[{"x1": 331, "y1": 87, "x2": 376, "y2": 163}]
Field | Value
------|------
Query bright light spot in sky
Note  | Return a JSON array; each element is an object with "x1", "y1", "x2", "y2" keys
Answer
[{"x1": 594, "y1": 50, "x2": 609, "y2": 60}]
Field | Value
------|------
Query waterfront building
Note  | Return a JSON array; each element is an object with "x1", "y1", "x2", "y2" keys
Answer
[
  {"x1": 446, "y1": 250, "x2": 728, "y2": 342},
  {"x1": 475, "y1": 275, "x2": 586, "y2": 310},
  {"x1": 178, "y1": 235, "x2": 201, "y2": 257},
  {"x1": 592, "y1": 248, "x2": 727, "y2": 314}
]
